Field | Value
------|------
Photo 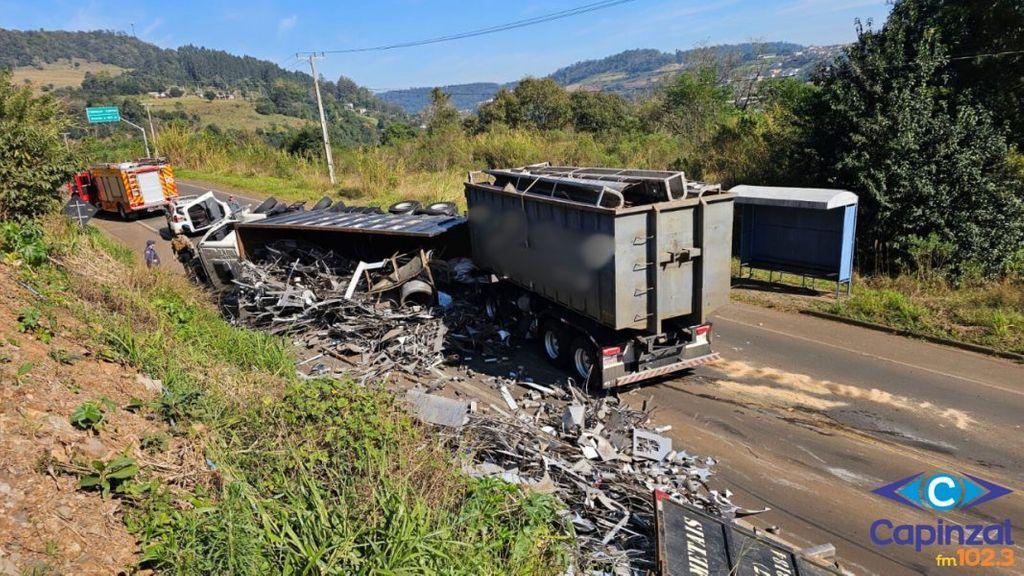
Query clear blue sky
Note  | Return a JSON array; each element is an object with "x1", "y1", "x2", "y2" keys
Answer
[{"x1": 2, "y1": 0, "x2": 892, "y2": 89}]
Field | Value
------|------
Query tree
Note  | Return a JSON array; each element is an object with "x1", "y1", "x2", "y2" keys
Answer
[
  {"x1": 283, "y1": 125, "x2": 321, "y2": 157},
  {"x1": 167, "y1": 86, "x2": 184, "y2": 98},
  {"x1": 0, "y1": 70, "x2": 74, "y2": 220},
  {"x1": 802, "y1": 9, "x2": 1024, "y2": 277},
  {"x1": 425, "y1": 88, "x2": 460, "y2": 135},
  {"x1": 475, "y1": 78, "x2": 572, "y2": 132},
  {"x1": 897, "y1": 0, "x2": 1024, "y2": 146},
  {"x1": 382, "y1": 122, "x2": 417, "y2": 145},
  {"x1": 569, "y1": 90, "x2": 631, "y2": 133},
  {"x1": 644, "y1": 68, "x2": 733, "y2": 144},
  {"x1": 508, "y1": 78, "x2": 571, "y2": 131},
  {"x1": 203, "y1": 89, "x2": 216, "y2": 101}
]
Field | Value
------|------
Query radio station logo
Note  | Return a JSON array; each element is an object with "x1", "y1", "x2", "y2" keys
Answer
[
  {"x1": 869, "y1": 471, "x2": 1016, "y2": 569},
  {"x1": 873, "y1": 472, "x2": 1012, "y2": 511}
]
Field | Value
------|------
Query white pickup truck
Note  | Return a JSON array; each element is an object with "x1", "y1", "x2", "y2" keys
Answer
[{"x1": 167, "y1": 191, "x2": 236, "y2": 235}]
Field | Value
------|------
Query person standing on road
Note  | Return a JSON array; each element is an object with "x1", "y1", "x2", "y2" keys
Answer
[
  {"x1": 170, "y1": 232, "x2": 202, "y2": 282},
  {"x1": 144, "y1": 239, "x2": 161, "y2": 269},
  {"x1": 227, "y1": 195, "x2": 242, "y2": 214}
]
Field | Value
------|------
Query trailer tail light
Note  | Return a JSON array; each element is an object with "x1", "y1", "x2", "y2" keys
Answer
[
  {"x1": 601, "y1": 345, "x2": 624, "y2": 370},
  {"x1": 691, "y1": 324, "x2": 712, "y2": 346}
]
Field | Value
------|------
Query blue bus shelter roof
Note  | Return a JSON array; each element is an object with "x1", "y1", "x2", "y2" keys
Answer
[{"x1": 729, "y1": 185, "x2": 858, "y2": 210}]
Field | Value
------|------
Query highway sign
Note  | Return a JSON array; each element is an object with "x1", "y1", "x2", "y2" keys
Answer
[
  {"x1": 63, "y1": 197, "x2": 99, "y2": 228},
  {"x1": 86, "y1": 106, "x2": 121, "y2": 124}
]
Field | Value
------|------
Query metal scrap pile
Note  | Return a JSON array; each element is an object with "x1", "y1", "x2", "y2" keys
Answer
[
  {"x1": 231, "y1": 242, "x2": 449, "y2": 383},
  {"x1": 452, "y1": 383, "x2": 760, "y2": 575},
  {"x1": 229, "y1": 242, "x2": 752, "y2": 574}
]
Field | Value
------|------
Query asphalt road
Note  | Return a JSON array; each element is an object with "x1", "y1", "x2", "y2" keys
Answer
[{"x1": 91, "y1": 180, "x2": 1024, "y2": 576}]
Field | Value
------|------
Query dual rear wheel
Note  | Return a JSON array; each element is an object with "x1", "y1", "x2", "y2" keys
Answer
[{"x1": 539, "y1": 320, "x2": 596, "y2": 384}]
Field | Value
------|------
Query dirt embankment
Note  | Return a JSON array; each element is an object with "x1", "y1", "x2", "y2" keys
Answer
[{"x1": 0, "y1": 264, "x2": 197, "y2": 575}]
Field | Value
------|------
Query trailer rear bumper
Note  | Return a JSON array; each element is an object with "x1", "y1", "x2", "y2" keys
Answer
[{"x1": 604, "y1": 352, "x2": 720, "y2": 389}]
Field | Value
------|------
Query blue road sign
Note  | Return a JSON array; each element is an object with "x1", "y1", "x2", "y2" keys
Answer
[{"x1": 86, "y1": 106, "x2": 121, "y2": 124}]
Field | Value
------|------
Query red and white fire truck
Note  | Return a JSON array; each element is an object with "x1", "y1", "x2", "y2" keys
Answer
[{"x1": 68, "y1": 159, "x2": 179, "y2": 220}]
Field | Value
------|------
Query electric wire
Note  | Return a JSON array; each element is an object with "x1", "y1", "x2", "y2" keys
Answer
[{"x1": 299, "y1": 0, "x2": 638, "y2": 56}]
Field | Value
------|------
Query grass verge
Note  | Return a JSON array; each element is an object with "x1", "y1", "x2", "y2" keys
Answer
[
  {"x1": 9, "y1": 218, "x2": 571, "y2": 575},
  {"x1": 731, "y1": 263, "x2": 1023, "y2": 355}
]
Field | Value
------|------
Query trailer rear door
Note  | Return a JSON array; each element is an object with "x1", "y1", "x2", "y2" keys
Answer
[{"x1": 137, "y1": 171, "x2": 165, "y2": 206}]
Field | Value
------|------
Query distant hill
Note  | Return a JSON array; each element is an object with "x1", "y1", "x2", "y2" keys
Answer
[
  {"x1": 379, "y1": 42, "x2": 842, "y2": 114},
  {"x1": 378, "y1": 82, "x2": 510, "y2": 114},
  {"x1": 0, "y1": 28, "x2": 404, "y2": 144}
]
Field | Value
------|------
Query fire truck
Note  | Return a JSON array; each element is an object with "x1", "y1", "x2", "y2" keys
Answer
[{"x1": 68, "y1": 159, "x2": 179, "y2": 219}]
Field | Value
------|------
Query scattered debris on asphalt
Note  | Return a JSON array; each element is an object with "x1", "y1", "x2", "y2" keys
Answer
[
  {"x1": 225, "y1": 240, "x2": 758, "y2": 575},
  {"x1": 460, "y1": 382, "x2": 765, "y2": 575}
]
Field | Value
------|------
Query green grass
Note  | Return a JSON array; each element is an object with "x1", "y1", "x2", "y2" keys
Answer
[
  {"x1": 14, "y1": 219, "x2": 572, "y2": 575},
  {"x1": 142, "y1": 95, "x2": 309, "y2": 132},
  {"x1": 828, "y1": 276, "x2": 1024, "y2": 354},
  {"x1": 730, "y1": 260, "x2": 1024, "y2": 355}
]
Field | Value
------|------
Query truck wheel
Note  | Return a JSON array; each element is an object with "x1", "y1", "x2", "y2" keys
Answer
[
  {"x1": 389, "y1": 200, "x2": 421, "y2": 215},
  {"x1": 117, "y1": 204, "x2": 127, "y2": 220},
  {"x1": 540, "y1": 320, "x2": 570, "y2": 366},
  {"x1": 423, "y1": 201, "x2": 457, "y2": 216},
  {"x1": 569, "y1": 336, "x2": 597, "y2": 385}
]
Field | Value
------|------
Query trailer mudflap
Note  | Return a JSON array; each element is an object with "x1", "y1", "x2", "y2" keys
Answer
[
  {"x1": 606, "y1": 352, "x2": 719, "y2": 388},
  {"x1": 653, "y1": 491, "x2": 843, "y2": 576}
]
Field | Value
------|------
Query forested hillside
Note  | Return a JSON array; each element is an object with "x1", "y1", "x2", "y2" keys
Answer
[
  {"x1": 379, "y1": 42, "x2": 835, "y2": 113},
  {"x1": 0, "y1": 29, "x2": 405, "y2": 145},
  {"x1": 379, "y1": 82, "x2": 507, "y2": 114}
]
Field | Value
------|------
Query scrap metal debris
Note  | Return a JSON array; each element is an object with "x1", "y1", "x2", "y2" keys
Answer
[
  {"x1": 225, "y1": 240, "x2": 758, "y2": 574},
  {"x1": 229, "y1": 242, "x2": 454, "y2": 383},
  {"x1": 229, "y1": 241, "x2": 514, "y2": 385},
  {"x1": 461, "y1": 383, "x2": 762, "y2": 575}
]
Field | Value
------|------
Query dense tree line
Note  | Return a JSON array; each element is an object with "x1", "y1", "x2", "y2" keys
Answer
[
  {"x1": 0, "y1": 29, "x2": 404, "y2": 146},
  {"x1": 549, "y1": 43, "x2": 804, "y2": 86}
]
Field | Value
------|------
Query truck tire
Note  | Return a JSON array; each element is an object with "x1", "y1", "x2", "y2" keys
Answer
[
  {"x1": 388, "y1": 200, "x2": 421, "y2": 215},
  {"x1": 568, "y1": 336, "x2": 598, "y2": 387},
  {"x1": 253, "y1": 196, "x2": 278, "y2": 214},
  {"x1": 423, "y1": 201, "x2": 457, "y2": 216},
  {"x1": 539, "y1": 320, "x2": 570, "y2": 366}
]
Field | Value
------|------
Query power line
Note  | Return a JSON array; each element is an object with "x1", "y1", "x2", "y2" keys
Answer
[
  {"x1": 948, "y1": 49, "x2": 1024, "y2": 61},
  {"x1": 299, "y1": 0, "x2": 638, "y2": 56}
]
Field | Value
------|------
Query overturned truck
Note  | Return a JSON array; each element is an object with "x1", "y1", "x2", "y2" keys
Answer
[
  {"x1": 466, "y1": 164, "x2": 734, "y2": 389},
  {"x1": 194, "y1": 163, "x2": 734, "y2": 390}
]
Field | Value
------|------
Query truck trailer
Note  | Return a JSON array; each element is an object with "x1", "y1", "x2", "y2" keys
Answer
[
  {"x1": 192, "y1": 163, "x2": 734, "y2": 391},
  {"x1": 68, "y1": 159, "x2": 179, "y2": 219},
  {"x1": 464, "y1": 164, "x2": 734, "y2": 390}
]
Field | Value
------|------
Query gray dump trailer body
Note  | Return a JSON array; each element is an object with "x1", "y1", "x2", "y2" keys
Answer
[{"x1": 466, "y1": 165, "x2": 734, "y2": 388}]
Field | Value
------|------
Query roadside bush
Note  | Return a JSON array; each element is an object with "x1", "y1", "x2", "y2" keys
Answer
[{"x1": 0, "y1": 70, "x2": 75, "y2": 220}]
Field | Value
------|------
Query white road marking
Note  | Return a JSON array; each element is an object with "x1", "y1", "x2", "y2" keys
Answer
[
  {"x1": 715, "y1": 314, "x2": 1024, "y2": 398},
  {"x1": 134, "y1": 219, "x2": 162, "y2": 234}
]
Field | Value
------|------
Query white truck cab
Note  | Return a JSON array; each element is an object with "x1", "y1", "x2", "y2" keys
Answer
[
  {"x1": 167, "y1": 191, "x2": 233, "y2": 235},
  {"x1": 195, "y1": 210, "x2": 269, "y2": 291}
]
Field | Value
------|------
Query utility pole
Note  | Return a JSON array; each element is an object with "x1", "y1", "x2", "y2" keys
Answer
[
  {"x1": 300, "y1": 52, "x2": 336, "y2": 185},
  {"x1": 144, "y1": 103, "x2": 159, "y2": 156},
  {"x1": 130, "y1": 23, "x2": 136, "y2": 37}
]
